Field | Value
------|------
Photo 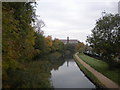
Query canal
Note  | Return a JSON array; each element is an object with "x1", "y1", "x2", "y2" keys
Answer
[{"x1": 50, "y1": 58, "x2": 96, "y2": 88}]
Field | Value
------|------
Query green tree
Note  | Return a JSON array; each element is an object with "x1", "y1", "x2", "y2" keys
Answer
[
  {"x1": 87, "y1": 14, "x2": 120, "y2": 67},
  {"x1": 64, "y1": 43, "x2": 76, "y2": 55},
  {"x1": 51, "y1": 39, "x2": 64, "y2": 52},
  {"x1": 34, "y1": 32, "x2": 45, "y2": 56},
  {"x1": 2, "y1": 2, "x2": 36, "y2": 87},
  {"x1": 76, "y1": 42, "x2": 85, "y2": 53},
  {"x1": 43, "y1": 36, "x2": 53, "y2": 54}
]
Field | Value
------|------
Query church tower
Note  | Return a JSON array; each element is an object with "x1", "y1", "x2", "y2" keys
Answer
[{"x1": 67, "y1": 37, "x2": 69, "y2": 44}]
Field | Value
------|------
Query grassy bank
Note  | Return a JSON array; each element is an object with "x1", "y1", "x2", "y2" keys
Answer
[
  {"x1": 78, "y1": 53, "x2": 120, "y2": 85},
  {"x1": 73, "y1": 55, "x2": 105, "y2": 88}
]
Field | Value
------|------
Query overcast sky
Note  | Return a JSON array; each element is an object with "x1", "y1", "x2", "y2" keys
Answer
[{"x1": 36, "y1": 0, "x2": 119, "y2": 43}]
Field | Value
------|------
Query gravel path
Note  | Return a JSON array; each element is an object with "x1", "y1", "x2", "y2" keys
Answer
[{"x1": 75, "y1": 52, "x2": 120, "y2": 89}]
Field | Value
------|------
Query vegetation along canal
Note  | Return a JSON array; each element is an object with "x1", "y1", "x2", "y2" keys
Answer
[{"x1": 50, "y1": 58, "x2": 96, "y2": 88}]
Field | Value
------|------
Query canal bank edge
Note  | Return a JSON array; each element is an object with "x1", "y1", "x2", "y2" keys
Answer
[
  {"x1": 73, "y1": 54, "x2": 105, "y2": 88},
  {"x1": 73, "y1": 52, "x2": 120, "y2": 89}
]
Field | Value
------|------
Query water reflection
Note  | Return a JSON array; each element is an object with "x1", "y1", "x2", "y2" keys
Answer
[{"x1": 51, "y1": 59, "x2": 96, "y2": 88}]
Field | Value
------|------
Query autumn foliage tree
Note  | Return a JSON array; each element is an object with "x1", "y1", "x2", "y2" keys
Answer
[
  {"x1": 76, "y1": 42, "x2": 85, "y2": 53},
  {"x1": 44, "y1": 36, "x2": 53, "y2": 53},
  {"x1": 51, "y1": 39, "x2": 64, "y2": 52},
  {"x1": 2, "y1": 2, "x2": 37, "y2": 87}
]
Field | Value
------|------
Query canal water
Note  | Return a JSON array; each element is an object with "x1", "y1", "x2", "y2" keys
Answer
[{"x1": 50, "y1": 59, "x2": 96, "y2": 88}]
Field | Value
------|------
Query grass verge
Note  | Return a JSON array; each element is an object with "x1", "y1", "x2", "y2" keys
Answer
[
  {"x1": 73, "y1": 55, "x2": 105, "y2": 88},
  {"x1": 78, "y1": 53, "x2": 120, "y2": 85}
]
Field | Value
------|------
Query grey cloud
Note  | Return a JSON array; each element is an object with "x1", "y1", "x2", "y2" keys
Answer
[{"x1": 36, "y1": 0, "x2": 119, "y2": 43}]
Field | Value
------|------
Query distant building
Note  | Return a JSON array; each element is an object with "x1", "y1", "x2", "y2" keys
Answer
[
  {"x1": 118, "y1": 1, "x2": 120, "y2": 15},
  {"x1": 60, "y1": 37, "x2": 79, "y2": 44}
]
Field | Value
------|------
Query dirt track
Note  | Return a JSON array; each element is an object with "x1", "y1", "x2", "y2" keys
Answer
[{"x1": 74, "y1": 53, "x2": 120, "y2": 89}]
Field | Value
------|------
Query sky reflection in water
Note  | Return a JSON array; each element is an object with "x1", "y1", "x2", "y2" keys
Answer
[{"x1": 51, "y1": 59, "x2": 96, "y2": 88}]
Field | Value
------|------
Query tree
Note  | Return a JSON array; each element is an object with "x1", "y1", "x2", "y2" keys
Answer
[
  {"x1": 2, "y1": 2, "x2": 36, "y2": 87},
  {"x1": 34, "y1": 19, "x2": 45, "y2": 34},
  {"x1": 51, "y1": 39, "x2": 64, "y2": 52},
  {"x1": 87, "y1": 14, "x2": 120, "y2": 67},
  {"x1": 76, "y1": 42, "x2": 85, "y2": 53},
  {"x1": 44, "y1": 36, "x2": 53, "y2": 54},
  {"x1": 34, "y1": 32, "x2": 45, "y2": 56},
  {"x1": 64, "y1": 43, "x2": 76, "y2": 55}
]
